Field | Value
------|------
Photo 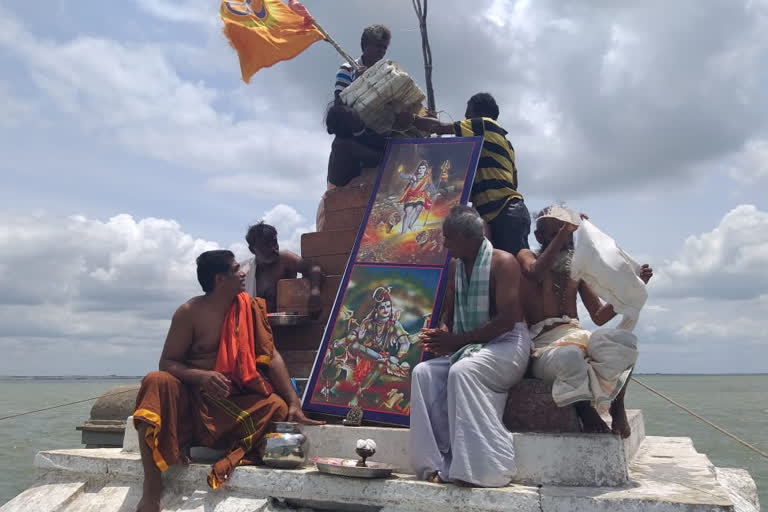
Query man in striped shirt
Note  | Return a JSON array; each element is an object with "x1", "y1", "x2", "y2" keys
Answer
[
  {"x1": 333, "y1": 24, "x2": 391, "y2": 103},
  {"x1": 407, "y1": 93, "x2": 531, "y2": 256}
]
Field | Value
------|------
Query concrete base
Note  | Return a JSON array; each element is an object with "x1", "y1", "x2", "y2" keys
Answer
[
  {"x1": 123, "y1": 410, "x2": 643, "y2": 487},
  {"x1": 1, "y1": 435, "x2": 758, "y2": 512}
]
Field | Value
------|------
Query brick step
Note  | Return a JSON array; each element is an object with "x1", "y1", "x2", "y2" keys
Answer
[
  {"x1": 273, "y1": 324, "x2": 327, "y2": 351},
  {"x1": 303, "y1": 253, "x2": 351, "y2": 276},
  {"x1": 281, "y1": 349, "x2": 319, "y2": 379},
  {"x1": 323, "y1": 207, "x2": 366, "y2": 232},
  {"x1": 322, "y1": 184, "x2": 373, "y2": 212},
  {"x1": 301, "y1": 230, "x2": 357, "y2": 258},
  {"x1": 276, "y1": 276, "x2": 342, "y2": 314}
]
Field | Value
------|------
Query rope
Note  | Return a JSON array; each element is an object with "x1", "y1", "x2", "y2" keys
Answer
[
  {"x1": 632, "y1": 377, "x2": 768, "y2": 459},
  {"x1": 0, "y1": 388, "x2": 138, "y2": 422}
]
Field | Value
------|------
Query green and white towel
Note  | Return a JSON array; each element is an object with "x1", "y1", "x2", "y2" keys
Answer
[{"x1": 450, "y1": 237, "x2": 493, "y2": 364}]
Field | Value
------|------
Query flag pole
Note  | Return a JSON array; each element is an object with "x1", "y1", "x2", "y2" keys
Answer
[{"x1": 312, "y1": 20, "x2": 362, "y2": 73}]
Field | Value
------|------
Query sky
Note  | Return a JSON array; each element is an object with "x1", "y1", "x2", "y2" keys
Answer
[{"x1": 0, "y1": 0, "x2": 766, "y2": 375}]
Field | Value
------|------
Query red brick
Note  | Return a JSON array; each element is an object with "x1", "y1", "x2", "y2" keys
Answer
[
  {"x1": 301, "y1": 230, "x2": 357, "y2": 258},
  {"x1": 323, "y1": 208, "x2": 366, "y2": 232},
  {"x1": 323, "y1": 185, "x2": 373, "y2": 212},
  {"x1": 276, "y1": 276, "x2": 343, "y2": 314},
  {"x1": 309, "y1": 253, "x2": 352, "y2": 276}
]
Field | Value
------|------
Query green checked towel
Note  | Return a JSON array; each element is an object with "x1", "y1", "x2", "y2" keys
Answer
[{"x1": 450, "y1": 237, "x2": 493, "y2": 364}]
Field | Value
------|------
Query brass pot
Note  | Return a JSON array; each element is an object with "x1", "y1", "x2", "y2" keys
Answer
[{"x1": 261, "y1": 422, "x2": 309, "y2": 469}]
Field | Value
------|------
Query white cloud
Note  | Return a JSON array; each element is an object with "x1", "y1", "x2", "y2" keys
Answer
[
  {"x1": 654, "y1": 205, "x2": 768, "y2": 299},
  {"x1": 728, "y1": 138, "x2": 768, "y2": 184},
  {"x1": 0, "y1": 211, "x2": 221, "y2": 373},
  {"x1": 0, "y1": 7, "x2": 328, "y2": 200}
]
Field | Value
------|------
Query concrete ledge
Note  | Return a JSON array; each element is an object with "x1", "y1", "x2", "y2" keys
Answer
[
  {"x1": 8, "y1": 437, "x2": 750, "y2": 512},
  {"x1": 540, "y1": 436, "x2": 735, "y2": 512},
  {"x1": 124, "y1": 411, "x2": 645, "y2": 487}
]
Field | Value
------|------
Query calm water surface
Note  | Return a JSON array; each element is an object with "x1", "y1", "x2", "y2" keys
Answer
[{"x1": 0, "y1": 375, "x2": 765, "y2": 506}]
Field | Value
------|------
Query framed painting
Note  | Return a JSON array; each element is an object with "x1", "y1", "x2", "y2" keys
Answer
[{"x1": 302, "y1": 136, "x2": 483, "y2": 426}]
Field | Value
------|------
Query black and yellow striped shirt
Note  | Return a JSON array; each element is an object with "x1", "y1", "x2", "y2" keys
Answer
[{"x1": 454, "y1": 117, "x2": 523, "y2": 221}]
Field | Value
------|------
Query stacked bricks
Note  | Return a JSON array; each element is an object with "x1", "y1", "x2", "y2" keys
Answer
[{"x1": 276, "y1": 172, "x2": 375, "y2": 379}]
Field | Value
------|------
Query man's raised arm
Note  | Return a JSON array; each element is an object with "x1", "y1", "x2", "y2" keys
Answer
[{"x1": 517, "y1": 223, "x2": 577, "y2": 280}]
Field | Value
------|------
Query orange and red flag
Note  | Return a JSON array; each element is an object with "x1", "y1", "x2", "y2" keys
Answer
[{"x1": 221, "y1": 0, "x2": 324, "y2": 82}]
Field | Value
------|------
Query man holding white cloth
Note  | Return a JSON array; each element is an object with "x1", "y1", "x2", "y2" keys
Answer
[
  {"x1": 517, "y1": 205, "x2": 653, "y2": 438},
  {"x1": 411, "y1": 205, "x2": 530, "y2": 487}
]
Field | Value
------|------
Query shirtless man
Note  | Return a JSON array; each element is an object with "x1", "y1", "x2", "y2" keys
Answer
[
  {"x1": 517, "y1": 206, "x2": 653, "y2": 437},
  {"x1": 411, "y1": 206, "x2": 530, "y2": 487},
  {"x1": 134, "y1": 250, "x2": 322, "y2": 512},
  {"x1": 242, "y1": 222, "x2": 323, "y2": 317}
]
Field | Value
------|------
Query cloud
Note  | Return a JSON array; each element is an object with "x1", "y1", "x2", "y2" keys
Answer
[
  {"x1": 0, "y1": 6, "x2": 329, "y2": 200},
  {"x1": 728, "y1": 138, "x2": 768, "y2": 184},
  {"x1": 0, "y1": 211, "x2": 221, "y2": 373},
  {"x1": 653, "y1": 205, "x2": 768, "y2": 300}
]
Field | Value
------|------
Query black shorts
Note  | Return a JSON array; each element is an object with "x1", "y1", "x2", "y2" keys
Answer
[{"x1": 488, "y1": 198, "x2": 531, "y2": 256}]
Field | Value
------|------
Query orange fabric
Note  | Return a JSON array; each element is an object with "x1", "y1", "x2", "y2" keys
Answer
[
  {"x1": 215, "y1": 293, "x2": 274, "y2": 396},
  {"x1": 133, "y1": 371, "x2": 288, "y2": 488},
  {"x1": 220, "y1": 0, "x2": 324, "y2": 83},
  {"x1": 399, "y1": 173, "x2": 434, "y2": 210}
]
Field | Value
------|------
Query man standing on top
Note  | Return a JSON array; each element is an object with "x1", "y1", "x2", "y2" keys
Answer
[
  {"x1": 241, "y1": 222, "x2": 324, "y2": 319},
  {"x1": 517, "y1": 205, "x2": 653, "y2": 438},
  {"x1": 403, "y1": 93, "x2": 531, "y2": 256},
  {"x1": 411, "y1": 206, "x2": 530, "y2": 487},
  {"x1": 333, "y1": 24, "x2": 391, "y2": 103}
]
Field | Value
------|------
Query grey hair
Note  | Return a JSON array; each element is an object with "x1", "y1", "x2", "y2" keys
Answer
[{"x1": 443, "y1": 205, "x2": 485, "y2": 240}]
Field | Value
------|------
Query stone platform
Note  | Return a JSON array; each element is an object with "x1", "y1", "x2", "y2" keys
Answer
[
  {"x1": 1, "y1": 434, "x2": 759, "y2": 512},
  {"x1": 120, "y1": 410, "x2": 644, "y2": 488}
]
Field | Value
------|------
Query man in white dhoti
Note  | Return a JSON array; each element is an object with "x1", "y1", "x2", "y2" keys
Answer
[
  {"x1": 411, "y1": 205, "x2": 530, "y2": 487},
  {"x1": 517, "y1": 205, "x2": 653, "y2": 438}
]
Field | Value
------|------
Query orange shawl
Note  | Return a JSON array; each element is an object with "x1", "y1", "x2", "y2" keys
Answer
[{"x1": 214, "y1": 293, "x2": 274, "y2": 396}]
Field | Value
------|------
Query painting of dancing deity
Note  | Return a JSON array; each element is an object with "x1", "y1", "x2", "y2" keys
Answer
[
  {"x1": 302, "y1": 137, "x2": 482, "y2": 425},
  {"x1": 356, "y1": 138, "x2": 482, "y2": 266},
  {"x1": 304, "y1": 265, "x2": 443, "y2": 424}
]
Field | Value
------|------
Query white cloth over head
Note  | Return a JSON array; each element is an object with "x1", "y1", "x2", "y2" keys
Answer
[{"x1": 571, "y1": 220, "x2": 647, "y2": 331}]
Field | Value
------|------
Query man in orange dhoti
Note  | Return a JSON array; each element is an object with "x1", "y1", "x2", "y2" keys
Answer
[{"x1": 133, "y1": 250, "x2": 322, "y2": 512}]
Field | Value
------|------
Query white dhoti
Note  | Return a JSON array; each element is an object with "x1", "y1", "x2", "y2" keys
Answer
[
  {"x1": 409, "y1": 323, "x2": 531, "y2": 487},
  {"x1": 530, "y1": 317, "x2": 638, "y2": 411}
]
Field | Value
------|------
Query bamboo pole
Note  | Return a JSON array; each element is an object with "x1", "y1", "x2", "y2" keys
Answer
[
  {"x1": 311, "y1": 19, "x2": 361, "y2": 74},
  {"x1": 412, "y1": 0, "x2": 436, "y2": 114}
]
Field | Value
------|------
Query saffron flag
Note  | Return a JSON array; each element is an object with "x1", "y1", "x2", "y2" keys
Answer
[{"x1": 221, "y1": 0, "x2": 324, "y2": 83}]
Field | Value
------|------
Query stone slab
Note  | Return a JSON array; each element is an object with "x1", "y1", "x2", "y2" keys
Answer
[
  {"x1": 301, "y1": 230, "x2": 358, "y2": 258},
  {"x1": 504, "y1": 378, "x2": 581, "y2": 433},
  {"x1": 540, "y1": 436, "x2": 735, "y2": 511},
  {"x1": 715, "y1": 467, "x2": 760, "y2": 512},
  {"x1": 28, "y1": 449, "x2": 541, "y2": 512},
  {"x1": 0, "y1": 481, "x2": 85, "y2": 512},
  {"x1": 17, "y1": 440, "x2": 753, "y2": 512},
  {"x1": 302, "y1": 424, "x2": 410, "y2": 472},
  {"x1": 322, "y1": 208, "x2": 366, "y2": 232}
]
